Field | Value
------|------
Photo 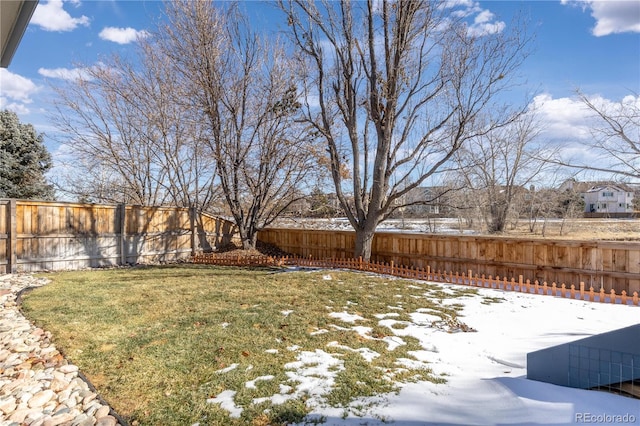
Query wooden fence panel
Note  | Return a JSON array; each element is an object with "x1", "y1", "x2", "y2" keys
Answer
[
  {"x1": 0, "y1": 199, "x2": 237, "y2": 272},
  {"x1": 258, "y1": 228, "x2": 640, "y2": 294}
]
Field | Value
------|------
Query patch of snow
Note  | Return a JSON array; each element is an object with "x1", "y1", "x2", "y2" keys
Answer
[
  {"x1": 381, "y1": 335, "x2": 406, "y2": 351},
  {"x1": 265, "y1": 349, "x2": 279, "y2": 354},
  {"x1": 295, "y1": 285, "x2": 640, "y2": 425},
  {"x1": 254, "y1": 350, "x2": 346, "y2": 407},
  {"x1": 206, "y1": 390, "x2": 243, "y2": 418},
  {"x1": 328, "y1": 311, "x2": 366, "y2": 323},
  {"x1": 281, "y1": 310, "x2": 294, "y2": 316},
  {"x1": 351, "y1": 325, "x2": 373, "y2": 339},
  {"x1": 327, "y1": 341, "x2": 381, "y2": 362},
  {"x1": 215, "y1": 363, "x2": 238, "y2": 374},
  {"x1": 373, "y1": 312, "x2": 400, "y2": 319},
  {"x1": 245, "y1": 375, "x2": 275, "y2": 389},
  {"x1": 285, "y1": 349, "x2": 345, "y2": 400},
  {"x1": 409, "y1": 311, "x2": 442, "y2": 325}
]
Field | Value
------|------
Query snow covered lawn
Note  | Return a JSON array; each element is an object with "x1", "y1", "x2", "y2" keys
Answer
[{"x1": 290, "y1": 281, "x2": 640, "y2": 425}]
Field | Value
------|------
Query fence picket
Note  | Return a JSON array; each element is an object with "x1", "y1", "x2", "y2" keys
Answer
[{"x1": 189, "y1": 252, "x2": 637, "y2": 307}]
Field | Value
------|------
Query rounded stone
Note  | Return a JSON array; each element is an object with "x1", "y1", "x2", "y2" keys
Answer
[
  {"x1": 58, "y1": 364, "x2": 79, "y2": 374},
  {"x1": 28, "y1": 389, "x2": 55, "y2": 408},
  {"x1": 95, "y1": 415, "x2": 118, "y2": 426},
  {"x1": 95, "y1": 404, "x2": 111, "y2": 418}
]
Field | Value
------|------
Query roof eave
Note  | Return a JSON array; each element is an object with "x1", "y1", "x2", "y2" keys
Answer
[{"x1": 0, "y1": 0, "x2": 39, "y2": 68}]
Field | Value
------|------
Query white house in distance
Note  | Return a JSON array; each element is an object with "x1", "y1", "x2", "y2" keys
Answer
[{"x1": 582, "y1": 184, "x2": 635, "y2": 217}]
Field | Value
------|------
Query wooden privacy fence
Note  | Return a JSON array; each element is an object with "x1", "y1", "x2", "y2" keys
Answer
[
  {"x1": 258, "y1": 228, "x2": 640, "y2": 295},
  {"x1": 0, "y1": 199, "x2": 237, "y2": 273},
  {"x1": 191, "y1": 253, "x2": 640, "y2": 307}
]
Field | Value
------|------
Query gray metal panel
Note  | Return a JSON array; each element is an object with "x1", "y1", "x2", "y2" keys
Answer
[{"x1": 528, "y1": 323, "x2": 640, "y2": 389}]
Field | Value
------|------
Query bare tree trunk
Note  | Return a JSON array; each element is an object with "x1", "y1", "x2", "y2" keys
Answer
[
  {"x1": 282, "y1": 0, "x2": 531, "y2": 259},
  {"x1": 354, "y1": 219, "x2": 378, "y2": 261}
]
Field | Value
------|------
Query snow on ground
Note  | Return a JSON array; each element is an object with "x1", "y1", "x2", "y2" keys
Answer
[
  {"x1": 276, "y1": 217, "x2": 469, "y2": 234},
  {"x1": 209, "y1": 279, "x2": 639, "y2": 425},
  {"x1": 298, "y1": 285, "x2": 640, "y2": 425}
]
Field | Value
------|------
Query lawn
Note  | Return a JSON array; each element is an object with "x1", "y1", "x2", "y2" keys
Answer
[{"x1": 20, "y1": 265, "x2": 481, "y2": 426}]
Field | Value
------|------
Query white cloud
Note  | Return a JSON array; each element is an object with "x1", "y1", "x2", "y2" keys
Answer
[
  {"x1": 99, "y1": 27, "x2": 149, "y2": 45},
  {"x1": 468, "y1": 8, "x2": 506, "y2": 36},
  {"x1": 531, "y1": 92, "x2": 640, "y2": 173},
  {"x1": 442, "y1": 1, "x2": 506, "y2": 36},
  {"x1": 561, "y1": 0, "x2": 640, "y2": 36},
  {"x1": 532, "y1": 93, "x2": 593, "y2": 140},
  {"x1": 468, "y1": 20, "x2": 506, "y2": 37},
  {"x1": 0, "y1": 69, "x2": 39, "y2": 114},
  {"x1": 31, "y1": 0, "x2": 90, "y2": 32},
  {"x1": 38, "y1": 66, "x2": 93, "y2": 81},
  {"x1": 590, "y1": 1, "x2": 640, "y2": 36}
]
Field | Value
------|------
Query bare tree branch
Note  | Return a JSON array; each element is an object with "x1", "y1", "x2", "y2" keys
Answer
[
  {"x1": 159, "y1": 1, "x2": 320, "y2": 249},
  {"x1": 281, "y1": 0, "x2": 532, "y2": 259}
]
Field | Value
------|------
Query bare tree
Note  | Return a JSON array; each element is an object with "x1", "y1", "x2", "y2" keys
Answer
[
  {"x1": 281, "y1": 0, "x2": 531, "y2": 259},
  {"x1": 573, "y1": 92, "x2": 639, "y2": 180},
  {"x1": 49, "y1": 41, "x2": 218, "y2": 209},
  {"x1": 158, "y1": 1, "x2": 319, "y2": 249},
  {"x1": 454, "y1": 111, "x2": 556, "y2": 233}
]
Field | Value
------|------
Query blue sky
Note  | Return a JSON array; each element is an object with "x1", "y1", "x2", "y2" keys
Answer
[{"x1": 1, "y1": 0, "x2": 639, "y2": 181}]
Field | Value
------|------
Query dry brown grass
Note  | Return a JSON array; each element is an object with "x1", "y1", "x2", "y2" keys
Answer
[{"x1": 504, "y1": 218, "x2": 640, "y2": 241}]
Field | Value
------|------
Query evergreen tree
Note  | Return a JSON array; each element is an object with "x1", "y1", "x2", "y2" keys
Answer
[{"x1": 0, "y1": 110, "x2": 54, "y2": 200}]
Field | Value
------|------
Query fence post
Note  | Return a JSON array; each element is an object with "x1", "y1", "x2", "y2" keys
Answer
[
  {"x1": 7, "y1": 199, "x2": 17, "y2": 273},
  {"x1": 118, "y1": 203, "x2": 127, "y2": 266},
  {"x1": 189, "y1": 206, "x2": 197, "y2": 257}
]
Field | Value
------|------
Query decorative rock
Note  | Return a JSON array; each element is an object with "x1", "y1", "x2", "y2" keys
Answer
[
  {"x1": 19, "y1": 391, "x2": 34, "y2": 404},
  {"x1": 82, "y1": 392, "x2": 97, "y2": 408},
  {"x1": 72, "y1": 413, "x2": 96, "y2": 426},
  {"x1": 95, "y1": 405, "x2": 110, "y2": 419},
  {"x1": 9, "y1": 407, "x2": 37, "y2": 423},
  {"x1": 26, "y1": 409, "x2": 45, "y2": 423},
  {"x1": 0, "y1": 274, "x2": 124, "y2": 426},
  {"x1": 96, "y1": 415, "x2": 118, "y2": 426},
  {"x1": 85, "y1": 400, "x2": 102, "y2": 417},
  {"x1": 29, "y1": 389, "x2": 55, "y2": 408},
  {"x1": 58, "y1": 364, "x2": 79, "y2": 374},
  {"x1": 50, "y1": 376, "x2": 67, "y2": 392},
  {"x1": 48, "y1": 411, "x2": 77, "y2": 426},
  {"x1": 0, "y1": 397, "x2": 17, "y2": 414}
]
